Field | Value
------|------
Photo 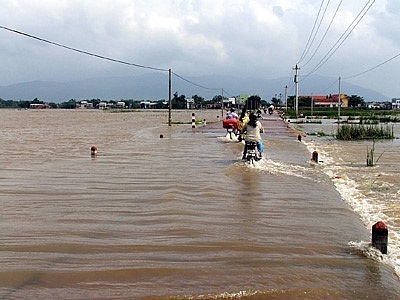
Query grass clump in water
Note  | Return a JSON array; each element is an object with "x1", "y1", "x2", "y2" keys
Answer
[{"x1": 336, "y1": 124, "x2": 394, "y2": 140}]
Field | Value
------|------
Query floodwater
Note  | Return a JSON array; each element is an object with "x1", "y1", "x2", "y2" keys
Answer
[{"x1": 0, "y1": 109, "x2": 399, "y2": 299}]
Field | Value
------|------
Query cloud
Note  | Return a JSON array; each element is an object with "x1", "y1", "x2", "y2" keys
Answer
[{"x1": 0, "y1": 0, "x2": 399, "y2": 98}]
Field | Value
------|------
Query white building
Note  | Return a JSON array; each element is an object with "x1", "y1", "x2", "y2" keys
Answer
[
  {"x1": 99, "y1": 102, "x2": 108, "y2": 109},
  {"x1": 186, "y1": 98, "x2": 195, "y2": 109},
  {"x1": 116, "y1": 101, "x2": 125, "y2": 109},
  {"x1": 392, "y1": 98, "x2": 400, "y2": 110}
]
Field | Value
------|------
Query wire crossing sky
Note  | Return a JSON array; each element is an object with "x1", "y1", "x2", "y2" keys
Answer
[
  {"x1": 0, "y1": 25, "x2": 225, "y2": 95},
  {"x1": 0, "y1": 0, "x2": 399, "y2": 99}
]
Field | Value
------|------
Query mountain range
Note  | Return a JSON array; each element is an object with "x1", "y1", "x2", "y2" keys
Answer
[{"x1": 0, "y1": 73, "x2": 391, "y2": 103}]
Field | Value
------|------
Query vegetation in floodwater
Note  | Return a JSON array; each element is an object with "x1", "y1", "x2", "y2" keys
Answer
[
  {"x1": 307, "y1": 131, "x2": 329, "y2": 137},
  {"x1": 359, "y1": 115, "x2": 400, "y2": 124},
  {"x1": 336, "y1": 124, "x2": 394, "y2": 140},
  {"x1": 284, "y1": 108, "x2": 400, "y2": 121}
]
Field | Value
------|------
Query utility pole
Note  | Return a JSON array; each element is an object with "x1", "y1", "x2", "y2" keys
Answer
[
  {"x1": 284, "y1": 85, "x2": 288, "y2": 110},
  {"x1": 221, "y1": 88, "x2": 224, "y2": 118},
  {"x1": 311, "y1": 96, "x2": 314, "y2": 117},
  {"x1": 168, "y1": 69, "x2": 172, "y2": 126},
  {"x1": 338, "y1": 76, "x2": 341, "y2": 128},
  {"x1": 293, "y1": 64, "x2": 300, "y2": 117}
]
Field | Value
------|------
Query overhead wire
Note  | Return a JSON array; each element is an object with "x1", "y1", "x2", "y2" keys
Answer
[
  {"x1": 344, "y1": 51, "x2": 400, "y2": 80},
  {"x1": 171, "y1": 71, "x2": 221, "y2": 91},
  {"x1": 287, "y1": 0, "x2": 377, "y2": 98},
  {"x1": 301, "y1": 0, "x2": 341, "y2": 69},
  {"x1": 0, "y1": 25, "x2": 225, "y2": 95},
  {"x1": 303, "y1": 0, "x2": 375, "y2": 78},
  {"x1": 299, "y1": 0, "x2": 332, "y2": 67},
  {"x1": 297, "y1": 0, "x2": 325, "y2": 65},
  {"x1": 0, "y1": 25, "x2": 169, "y2": 72}
]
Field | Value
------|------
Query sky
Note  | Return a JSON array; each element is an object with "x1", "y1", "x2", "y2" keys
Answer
[{"x1": 0, "y1": 0, "x2": 399, "y2": 99}]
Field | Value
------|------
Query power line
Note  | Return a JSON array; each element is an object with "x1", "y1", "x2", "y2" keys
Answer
[
  {"x1": 344, "y1": 52, "x2": 400, "y2": 80},
  {"x1": 0, "y1": 25, "x2": 229, "y2": 95},
  {"x1": 304, "y1": 0, "x2": 375, "y2": 77},
  {"x1": 297, "y1": 0, "x2": 326, "y2": 64},
  {"x1": 300, "y1": 0, "x2": 332, "y2": 66},
  {"x1": 0, "y1": 25, "x2": 169, "y2": 72},
  {"x1": 301, "y1": 0, "x2": 342, "y2": 69},
  {"x1": 171, "y1": 72, "x2": 220, "y2": 91}
]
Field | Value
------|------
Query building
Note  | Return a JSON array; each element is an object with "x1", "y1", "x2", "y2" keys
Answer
[
  {"x1": 186, "y1": 98, "x2": 195, "y2": 109},
  {"x1": 29, "y1": 103, "x2": 50, "y2": 109},
  {"x1": 98, "y1": 102, "x2": 108, "y2": 109},
  {"x1": 392, "y1": 98, "x2": 400, "y2": 110},
  {"x1": 116, "y1": 101, "x2": 126, "y2": 109},
  {"x1": 140, "y1": 101, "x2": 157, "y2": 108},
  {"x1": 79, "y1": 101, "x2": 93, "y2": 109},
  {"x1": 222, "y1": 97, "x2": 236, "y2": 108},
  {"x1": 301, "y1": 94, "x2": 348, "y2": 108}
]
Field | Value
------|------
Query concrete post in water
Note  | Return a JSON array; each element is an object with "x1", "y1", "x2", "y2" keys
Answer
[
  {"x1": 192, "y1": 113, "x2": 196, "y2": 129},
  {"x1": 372, "y1": 221, "x2": 388, "y2": 254},
  {"x1": 312, "y1": 151, "x2": 318, "y2": 163},
  {"x1": 91, "y1": 145, "x2": 98, "y2": 156}
]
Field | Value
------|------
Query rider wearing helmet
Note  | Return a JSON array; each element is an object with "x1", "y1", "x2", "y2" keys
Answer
[{"x1": 226, "y1": 107, "x2": 238, "y2": 119}]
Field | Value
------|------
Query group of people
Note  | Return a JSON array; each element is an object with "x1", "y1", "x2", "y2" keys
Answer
[{"x1": 225, "y1": 107, "x2": 264, "y2": 159}]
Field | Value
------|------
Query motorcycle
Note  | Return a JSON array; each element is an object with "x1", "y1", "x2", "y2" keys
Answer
[
  {"x1": 223, "y1": 118, "x2": 239, "y2": 140},
  {"x1": 226, "y1": 124, "x2": 238, "y2": 140},
  {"x1": 243, "y1": 141, "x2": 262, "y2": 164}
]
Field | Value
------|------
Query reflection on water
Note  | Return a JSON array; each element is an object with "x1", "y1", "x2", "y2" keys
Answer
[{"x1": 0, "y1": 109, "x2": 399, "y2": 299}]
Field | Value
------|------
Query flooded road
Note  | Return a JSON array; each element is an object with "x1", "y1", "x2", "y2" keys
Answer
[{"x1": 0, "y1": 109, "x2": 399, "y2": 299}]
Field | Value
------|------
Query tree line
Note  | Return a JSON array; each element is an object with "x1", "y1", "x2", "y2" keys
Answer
[
  {"x1": 0, "y1": 93, "x2": 366, "y2": 110},
  {"x1": 0, "y1": 93, "x2": 267, "y2": 110}
]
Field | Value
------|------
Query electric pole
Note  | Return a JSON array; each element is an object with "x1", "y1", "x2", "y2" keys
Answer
[
  {"x1": 293, "y1": 64, "x2": 299, "y2": 117},
  {"x1": 221, "y1": 88, "x2": 224, "y2": 118},
  {"x1": 168, "y1": 69, "x2": 172, "y2": 126},
  {"x1": 284, "y1": 85, "x2": 288, "y2": 110},
  {"x1": 338, "y1": 76, "x2": 341, "y2": 128}
]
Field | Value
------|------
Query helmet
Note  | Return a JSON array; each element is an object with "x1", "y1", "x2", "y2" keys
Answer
[{"x1": 230, "y1": 107, "x2": 235, "y2": 112}]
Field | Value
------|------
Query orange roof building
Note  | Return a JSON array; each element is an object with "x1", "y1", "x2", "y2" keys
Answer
[{"x1": 300, "y1": 94, "x2": 348, "y2": 107}]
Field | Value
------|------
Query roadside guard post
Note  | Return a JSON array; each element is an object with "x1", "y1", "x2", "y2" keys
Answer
[
  {"x1": 192, "y1": 113, "x2": 196, "y2": 129},
  {"x1": 372, "y1": 221, "x2": 388, "y2": 254},
  {"x1": 312, "y1": 151, "x2": 318, "y2": 163}
]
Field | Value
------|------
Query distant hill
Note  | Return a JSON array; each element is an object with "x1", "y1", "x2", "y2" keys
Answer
[{"x1": 0, "y1": 73, "x2": 391, "y2": 103}]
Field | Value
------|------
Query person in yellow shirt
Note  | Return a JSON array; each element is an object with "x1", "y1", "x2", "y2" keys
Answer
[{"x1": 237, "y1": 109, "x2": 249, "y2": 142}]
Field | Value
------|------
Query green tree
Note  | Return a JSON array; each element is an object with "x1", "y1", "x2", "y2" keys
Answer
[
  {"x1": 212, "y1": 94, "x2": 223, "y2": 103},
  {"x1": 171, "y1": 92, "x2": 186, "y2": 109},
  {"x1": 59, "y1": 99, "x2": 77, "y2": 109},
  {"x1": 271, "y1": 97, "x2": 281, "y2": 107},
  {"x1": 246, "y1": 95, "x2": 261, "y2": 111},
  {"x1": 18, "y1": 101, "x2": 31, "y2": 109},
  {"x1": 192, "y1": 94, "x2": 205, "y2": 108},
  {"x1": 0, "y1": 99, "x2": 18, "y2": 108},
  {"x1": 347, "y1": 95, "x2": 365, "y2": 108},
  {"x1": 48, "y1": 102, "x2": 58, "y2": 108},
  {"x1": 31, "y1": 98, "x2": 43, "y2": 104}
]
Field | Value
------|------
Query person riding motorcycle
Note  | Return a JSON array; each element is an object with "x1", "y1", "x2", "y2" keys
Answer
[
  {"x1": 241, "y1": 112, "x2": 264, "y2": 159},
  {"x1": 237, "y1": 109, "x2": 249, "y2": 142},
  {"x1": 226, "y1": 107, "x2": 238, "y2": 119}
]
